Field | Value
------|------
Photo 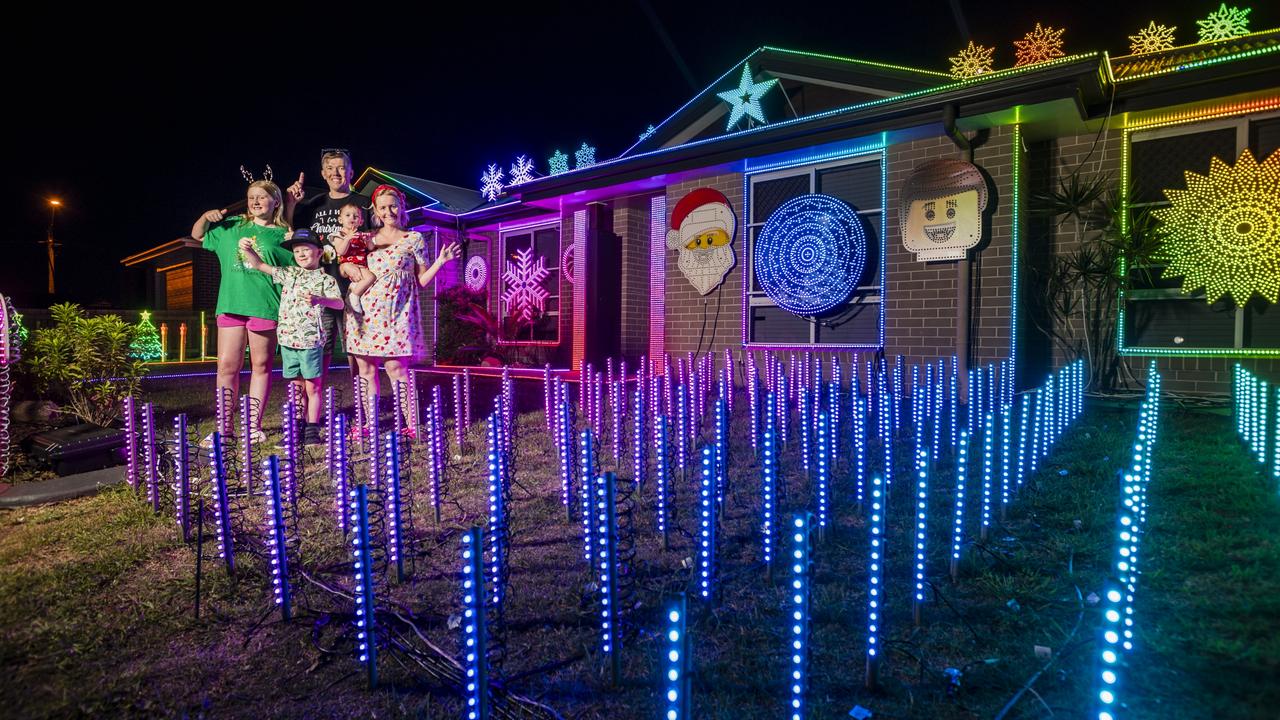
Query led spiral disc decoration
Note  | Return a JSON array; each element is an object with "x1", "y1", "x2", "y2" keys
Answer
[
  {"x1": 464, "y1": 256, "x2": 488, "y2": 292},
  {"x1": 753, "y1": 194, "x2": 867, "y2": 316}
]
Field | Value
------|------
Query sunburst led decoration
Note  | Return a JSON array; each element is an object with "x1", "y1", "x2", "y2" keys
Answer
[
  {"x1": 1153, "y1": 149, "x2": 1280, "y2": 305},
  {"x1": 1128, "y1": 21, "x2": 1177, "y2": 54},
  {"x1": 1014, "y1": 23, "x2": 1066, "y2": 67},
  {"x1": 1196, "y1": 4, "x2": 1251, "y2": 43},
  {"x1": 949, "y1": 41, "x2": 995, "y2": 78}
]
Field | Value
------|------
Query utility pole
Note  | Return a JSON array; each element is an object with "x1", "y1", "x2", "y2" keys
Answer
[{"x1": 45, "y1": 199, "x2": 62, "y2": 295}]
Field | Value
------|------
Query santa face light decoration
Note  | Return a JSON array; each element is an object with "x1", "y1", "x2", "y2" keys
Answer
[
  {"x1": 668, "y1": 188, "x2": 737, "y2": 295},
  {"x1": 899, "y1": 159, "x2": 989, "y2": 261}
]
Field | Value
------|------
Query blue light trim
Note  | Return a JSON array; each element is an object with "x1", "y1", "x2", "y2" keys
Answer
[
  {"x1": 264, "y1": 455, "x2": 292, "y2": 621},
  {"x1": 461, "y1": 528, "x2": 488, "y2": 720}
]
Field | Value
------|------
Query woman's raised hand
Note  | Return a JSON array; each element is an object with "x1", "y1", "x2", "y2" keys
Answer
[
  {"x1": 437, "y1": 242, "x2": 461, "y2": 264},
  {"x1": 202, "y1": 209, "x2": 227, "y2": 224}
]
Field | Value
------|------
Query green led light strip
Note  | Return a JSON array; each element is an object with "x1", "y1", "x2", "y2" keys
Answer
[
  {"x1": 1011, "y1": 123, "x2": 1022, "y2": 384},
  {"x1": 1118, "y1": 96, "x2": 1280, "y2": 357},
  {"x1": 1113, "y1": 42, "x2": 1280, "y2": 82}
]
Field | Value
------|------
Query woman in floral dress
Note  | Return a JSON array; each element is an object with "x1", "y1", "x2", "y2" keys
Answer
[{"x1": 343, "y1": 184, "x2": 458, "y2": 406}]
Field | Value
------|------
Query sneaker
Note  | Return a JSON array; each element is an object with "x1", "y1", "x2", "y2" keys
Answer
[
  {"x1": 349, "y1": 293, "x2": 364, "y2": 315},
  {"x1": 303, "y1": 424, "x2": 324, "y2": 446}
]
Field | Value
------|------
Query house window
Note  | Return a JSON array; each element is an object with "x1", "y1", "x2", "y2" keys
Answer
[
  {"x1": 498, "y1": 222, "x2": 561, "y2": 345},
  {"x1": 1123, "y1": 113, "x2": 1280, "y2": 353},
  {"x1": 745, "y1": 154, "x2": 884, "y2": 347}
]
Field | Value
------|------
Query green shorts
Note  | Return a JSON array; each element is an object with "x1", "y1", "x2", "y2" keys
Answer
[{"x1": 281, "y1": 345, "x2": 325, "y2": 380}]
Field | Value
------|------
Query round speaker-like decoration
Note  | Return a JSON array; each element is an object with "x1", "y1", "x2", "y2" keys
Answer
[
  {"x1": 560, "y1": 244, "x2": 576, "y2": 285},
  {"x1": 753, "y1": 194, "x2": 867, "y2": 315},
  {"x1": 464, "y1": 256, "x2": 488, "y2": 291}
]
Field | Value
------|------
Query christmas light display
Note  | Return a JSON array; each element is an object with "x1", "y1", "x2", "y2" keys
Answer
[
  {"x1": 656, "y1": 414, "x2": 671, "y2": 548},
  {"x1": 548, "y1": 149, "x2": 569, "y2": 175},
  {"x1": 1016, "y1": 394, "x2": 1030, "y2": 489},
  {"x1": 816, "y1": 410, "x2": 830, "y2": 534},
  {"x1": 789, "y1": 514, "x2": 813, "y2": 720},
  {"x1": 241, "y1": 395, "x2": 257, "y2": 493},
  {"x1": 1197, "y1": 3, "x2": 1251, "y2": 42},
  {"x1": 913, "y1": 449, "x2": 928, "y2": 625},
  {"x1": 332, "y1": 413, "x2": 349, "y2": 535},
  {"x1": 385, "y1": 432, "x2": 405, "y2": 582},
  {"x1": 280, "y1": 399, "x2": 299, "y2": 508},
  {"x1": 580, "y1": 428, "x2": 596, "y2": 565},
  {"x1": 124, "y1": 395, "x2": 138, "y2": 490},
  {"x1": 716, "y1": 62, "x2": 780, "y2": 131},
  {"x1": 172, "y1": 413, "x2": 191, "y2": 542},
  {"x1": 1000, "y1": 403, "x2": 1012, "y2": 520},
  {"x1": 142, "y1": 402, "x2": 160, "y2": 511},
  {"x1": 263, "y1": 455, "x2": 292, "y2": 621},
  {"x1": 753, "y1": 194, "x2": 867, "y2": 316},
  {"x1": 981, "y1": 413, "x2": 994, "y2": 541},
  {"x1": 951, "y1": 428, "x2": 969, "y2": 581},
  {"x1": 508, "y1": 155, "x2": 536, "y2": 185},
  {"x1": 131, "y1": 310, "x2": 163, "y2": 362},
  {"x1": 558, "y1": 396, "x2": 574, "y2": 520},
  {"x1": 865, "y1": 472, "x2": 885, "y2": 688},
  {"x1": 574, "y1": 142, "x2": 597, "y2": 168},
  {"x1": 761, "y1": 393, "x2": 778, "y2": 567},
  {"x1": 461, "y1": 528, "x2": 489, "y2": 720},
  {"x1": 486, "y1": 413, "x2": 509, "y2": 610},
  {"x1": 698, "y1": 445, "x2": 717, "y2": 601},
  {"x1": 1014, "y1": 23, "x2": 1066, "y2": 67},
  {"x1": 350, "y1": 483, "x2": 378, "y2": 688},
  {"x1": 595, "y1": 471, "x2": 621, "y2": 682},
  {"x1": 501, "y1": 247, "x2": 550, "y2": 323},
  {"x1": 799, "y1": 388, "x2": 811, "y2": 473},
  {"x1": 1152, "y1": 149, "x2": 1280, "y2": 305},
  {"x1": 948, "y1": 41, "x2": 995, "y2": 78},
  {"x1": 633, "y1": 385, "x2": 647, "y2": 490},
  {"x1": 664, "y1": 594, "x2": 691, "y2": 720},
  {"x1": 209, "y1": 432, "x2": 235, "y2": 574},
  {"x1": 479, "y1": 164, "x2": 504, "y2": 202},
  {"x1": 464, "y1": 256, "x2": 488, "y2": 292},
  {"x1": 1128, "y1": 21, "x2": 1176, "y2": 54}
]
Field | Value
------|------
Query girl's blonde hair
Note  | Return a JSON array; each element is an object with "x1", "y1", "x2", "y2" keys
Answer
[
  {"x1": 237, "y1": 180, "x2": 289, "y2": 229},
  {"x1": 371, "y1": 184, "x2": 410, "y2": 229}
]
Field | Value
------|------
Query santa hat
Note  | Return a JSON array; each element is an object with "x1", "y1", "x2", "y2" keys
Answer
[{"x1": 670, "y1": 188, "x2": 734, "y2": 235}]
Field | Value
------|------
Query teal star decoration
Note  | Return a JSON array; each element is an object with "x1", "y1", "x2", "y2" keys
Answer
[{"x1": 716, "y1": 63, "x2": 780, "y2": 131}]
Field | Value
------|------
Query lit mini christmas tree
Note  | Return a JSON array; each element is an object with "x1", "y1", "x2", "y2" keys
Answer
[{"x1": 131, "y1": 311, "x2": 163, "y2": 362}]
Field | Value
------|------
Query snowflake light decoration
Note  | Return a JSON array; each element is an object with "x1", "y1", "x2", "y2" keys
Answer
[
  {"x1": 716, "y1": 63, "x2": 780, "y2": 131},
  {"x1": 1197, "y1": 3, "x2": 1251, "y2": 43},
  {"x1": 639, "y1": 125, "x2": 656, "y2": 140},
  {"x1": 1153, "y1": 149, "x2": 1280, "y2": 305},
  {"x1": 548, "y1": 149, "x2": 569, "y2": 175},
  {"x1": 1013, "y1": 23, "x2": 1066, "y2": 67},
  {"x1": 480, "y1": 164, "x2": 504, "y2": 202},
  {"x1": 509, "y1": 155, "x2": 536, "y2": 185},
  {"x1": 1128, "y1": 21, "x2": 1177, "y2": 54},
  {"x1": 501, "y1": 247, "x2": 551, "y2": 323},
  {"x1": 574, "y1": 142, "x2": 597, "y2": 168},
  {"x1": 949, "y1": 41, "x2": 995, "y2": 78}
]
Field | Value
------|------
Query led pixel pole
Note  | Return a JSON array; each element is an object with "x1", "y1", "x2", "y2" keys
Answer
[
  {"x1": 263, "y1": 455, "x2": 292, "y2": 622},
  {"x1": 385, "y1": 432, "x2": 405, "y2": 582},
  {"x1": 865, "y1": 473, "x2": 886, "y2": 689},
  {"x1": 142, "y1": 402, "x2": 160, "y2": 512},
  {"x1": 124, "y1": 395, "x2": 138, "y2": 490},
  {"x1": 580, "y1": 428, "x2": 596, "y2": 565},
  {"x1": 350, "y1": 483, "x2": 377, "y2": 688},
  {"x1": 461, "y1": 528, "x2": 489, "y2": 720},
  {"x1": 1000, "y1": 403, "x2": 1012, "y2": 521},
  {"x1": 815, "y1": 410, "x2": 830, "y2": 537},
  {"x1": 332, "y1": 413, "x2": 350, "y2": 535},
  {"x1": 172, "y1": 413, "x2": 191, "y2": 542},
  {"x1": 656, "y1": 414, "x2": 671, "y2": 548},
  {"x1": 698, "y1": 445, "x2": 718, "y2": 602},
  {"x1": 951, "y1": 429, "x2": 969, "y2": 581},
  {"x1": 913, "y1": 449, "x2": 929, "y2": 625},
  {"x1": 486, "y1": 414, "x2": 509, "y2": 609},
  {"x1": 209, "y1": 432, "x2": 235, "y2": 575},
  {"x1": 663, "y1": 594, "x2": 691, "y2": 720},
  {"x1": 595, "y1": 471, "x2": 621, "y2": 684},
  {"x1": 761, "y1": 393, "x2": 778, "y2": 570},
  {"x1": 789, "y1": 513, "x2": 813, "y2": 720},
  {"x1": 558, "y1": 397, "x2": 574, "y2": 521},
  {"x1": 981, "y1": 413, "x2": 994, "y2": 542}
]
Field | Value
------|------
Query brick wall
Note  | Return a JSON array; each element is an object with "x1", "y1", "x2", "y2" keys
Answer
[
  {"x1": 884, "y1": 127, "x2": 1017, "y2": 375},
  {"x1": 663, "y1": 174, "x2": 745, "y2": 359},
  {"x1": 614, "y1": 199, "x2": 651, "y2": 364}
]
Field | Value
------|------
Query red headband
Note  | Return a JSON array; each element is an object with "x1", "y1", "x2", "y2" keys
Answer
[{"x1": 371, "y1": 183, "x2": 407, "y2": 207}]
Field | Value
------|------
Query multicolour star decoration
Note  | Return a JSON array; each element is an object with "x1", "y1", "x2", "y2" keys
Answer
[
  {"x1": 949, "y1": 41, "x2": 995, "y2": 78},
  {"x1": 1128, "y1": 21, "x2": 1177, "y2": 54},
  {"x1": 1153, "y1": 149, "x2": 1280, "y2": 305},
  {"x1": 1196, "y1": 3, "x2": 1251, "y2": 43},
  {"x1": 1013, "y1": 23, "x2": 1066, "y2": 67},
  {"x1": 716, "y1": 63, "x2": 780, "y2": 131}
]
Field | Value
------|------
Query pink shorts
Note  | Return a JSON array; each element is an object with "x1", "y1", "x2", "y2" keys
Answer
[{"x1": 216, "y1": 313, "x2": 277, "y2": 332}]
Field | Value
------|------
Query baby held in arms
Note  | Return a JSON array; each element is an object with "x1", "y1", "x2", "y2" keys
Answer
[{"x1": 331, "y1": 201, "x2": 378, "y2": 315}]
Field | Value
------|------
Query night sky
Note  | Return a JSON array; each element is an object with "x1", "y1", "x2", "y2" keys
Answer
[{"x1": 5, "y1": 1, "x2": 1269, "y2": 308}]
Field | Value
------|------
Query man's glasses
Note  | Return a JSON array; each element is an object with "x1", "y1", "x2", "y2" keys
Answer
[{"x1": 320, "y1": 148, "x2": 350, "y2": 159}]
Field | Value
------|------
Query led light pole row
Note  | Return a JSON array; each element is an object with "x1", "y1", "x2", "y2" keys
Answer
[{"x1": 263, "y1": 455, "x2": 292, "y2": 622}]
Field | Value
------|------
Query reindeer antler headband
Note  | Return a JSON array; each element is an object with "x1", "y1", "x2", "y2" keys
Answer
[{"x1": 239, "y1": 164, "x2": 275, "y2": 183}]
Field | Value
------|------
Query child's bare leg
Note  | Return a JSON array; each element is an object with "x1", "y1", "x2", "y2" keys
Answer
[
  {"x1": 350, "y1": 267, "x2": 377, "y2": 297},
  {"x1": 303, "y1": 379, "x2": 323, "y2": 424}
]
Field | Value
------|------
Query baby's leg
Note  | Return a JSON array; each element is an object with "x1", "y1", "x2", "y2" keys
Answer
[{"x1": 350, "y1": 267, "x2": 377, "y2": 297}]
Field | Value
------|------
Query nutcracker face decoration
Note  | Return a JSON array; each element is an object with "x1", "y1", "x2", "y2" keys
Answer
[
  {"x1": 899, "y1": 158, "x2": 989, "y2": 261},
  {"x1": 667, "y1": 188, "x2": 737, "y2": 295}
]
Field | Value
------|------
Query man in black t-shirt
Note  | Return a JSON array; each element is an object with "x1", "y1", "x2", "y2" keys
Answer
[{"x1": 284, "y1": 149, "x2": 368, "y2": 425}]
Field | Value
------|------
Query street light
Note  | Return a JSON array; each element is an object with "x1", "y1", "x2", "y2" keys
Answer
[{"x1": 45, "y1": 199, "x2": 62, "y2": 294}]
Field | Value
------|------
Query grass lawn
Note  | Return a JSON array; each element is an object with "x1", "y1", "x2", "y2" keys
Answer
[{"x1": 0, "y1": 376, "x2": 1276, "y2": 719}]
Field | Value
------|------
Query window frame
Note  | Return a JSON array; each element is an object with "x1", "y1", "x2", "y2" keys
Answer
[
  {"x1": 496, "y1": 219, "x2": 562, "y2": 347},
  {"x1": 742, "y1": 150, "x2": 886, "y2": 349}
]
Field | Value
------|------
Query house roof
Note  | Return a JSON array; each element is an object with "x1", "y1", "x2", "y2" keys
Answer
[
  {"x1": 121, "y1": 237, "x2": 201, "y2": 267},
  {"x1": 1111, "y1": 28, "x2": 1280, "y2": 81},
  {"x1": 352, "y1": 167, "x2": 486, "y2": 214}
]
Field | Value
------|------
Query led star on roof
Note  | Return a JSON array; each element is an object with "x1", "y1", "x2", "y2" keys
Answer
[
  {"x1": 949, "y1": 41, "x2": 995, "y2": 78},
  {"x1": 1128, "y1": 21, "x2": 1177, "y2": 55},
  {"x1": 1153, "y1": 149, "x2": 1280, "y2": 305},
  {"x1": 1196, "y1": 3, "x2": 1251, "y2": 43},
  {"x1": 716, "y1": 63, "x2": 780, "y2": 131},
  {"x1": 1013, "y1": 23, "x2": 1066, "y2": 67}
]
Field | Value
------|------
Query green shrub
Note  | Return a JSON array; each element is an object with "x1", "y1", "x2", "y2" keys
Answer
[{"x1": 24, "y1": 303, "x2": 148, "y2": 426}]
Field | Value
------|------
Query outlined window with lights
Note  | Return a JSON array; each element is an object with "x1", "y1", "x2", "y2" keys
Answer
[
  {"x1": 497, "y1": 221, "x2": 561, "y2": 345},
  {"x1": 1121, "y1": 112, "x2": 1280, "y2": 355},
  {"x1": 744, "y1": 153, "x2": 884, "y2": 347}
]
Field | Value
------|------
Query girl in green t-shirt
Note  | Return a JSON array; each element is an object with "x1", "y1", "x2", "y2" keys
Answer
[{"x1": 192, "y1": 179, "x2": 294, "y2": 445}]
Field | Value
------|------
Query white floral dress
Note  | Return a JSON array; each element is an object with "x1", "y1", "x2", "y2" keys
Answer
[{"x1": 345, "y1": 232, "x2": 428, "y2": 360}]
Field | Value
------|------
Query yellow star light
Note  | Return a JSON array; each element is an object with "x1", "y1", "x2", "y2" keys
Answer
[
  {"x1": 1153, "y1": 149, "x2": 1280, "y2": 305},
  {"x1": 949, "y1": 41, "x2": 995, "y2": 78},
  {"x1": 1128, "y1": 21, "x2": 1177, "y2": 55},
  {"x1": 1013, "y1": 23, "x2": 1066, "y2": 67},
  {"x1": 1196, "y1": 3, "x2": 1251, "y2": 43}
]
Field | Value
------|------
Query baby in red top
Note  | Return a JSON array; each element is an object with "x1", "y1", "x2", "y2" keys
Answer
[{"x1": 330, "y1": 201, "x2": 378, "y2": 315}]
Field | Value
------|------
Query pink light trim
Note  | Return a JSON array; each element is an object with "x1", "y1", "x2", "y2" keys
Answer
[{"x1": 649, "y1": 195, "x2": 667, "y2": 364}]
